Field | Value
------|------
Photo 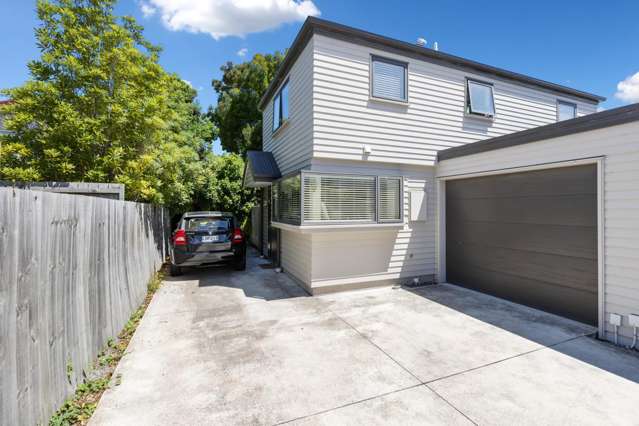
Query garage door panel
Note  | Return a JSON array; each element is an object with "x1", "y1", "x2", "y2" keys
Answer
[
  {"x1": 446, "y1": 195, "x2": 597, "y2": 227},
  {"x1": 446, "y1": 262, "x2": 598, "y2": 325},
  {"x1": 447, "y1": 222, "x2": 597, "y2": 259},
  {"x1": 446, "y1": 164, "x2": 598, "y2": 325},
  {"x1": 446, "y1": 166, "x2": 597, "y2": 199},
  {"x1": 447, "y1": 242, "x2": 597, "y2": 294}
]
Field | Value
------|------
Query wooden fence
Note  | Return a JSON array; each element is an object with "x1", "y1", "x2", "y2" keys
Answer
[{"x1": 0, "y1": 188, "x2": 169, "y2": 426}]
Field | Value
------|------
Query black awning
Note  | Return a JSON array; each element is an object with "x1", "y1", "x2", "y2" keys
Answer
[{"x1": 243, "y1": 150, "x2": 282, "y2": 188}]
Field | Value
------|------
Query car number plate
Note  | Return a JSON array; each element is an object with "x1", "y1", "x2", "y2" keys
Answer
[{"x1": 202, "y1": 235, "x2": 219, "y2": 243}]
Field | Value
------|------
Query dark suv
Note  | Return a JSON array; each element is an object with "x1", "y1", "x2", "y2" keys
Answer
[{"x1": 169, "y1": 211, "x2": 246, "y2": 276}]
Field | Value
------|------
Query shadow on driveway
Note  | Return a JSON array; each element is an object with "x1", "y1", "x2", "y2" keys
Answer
[
  {"x1": 411, "y1": 283, "x2": 639, "y2": 384},
  {"x1": 163, "y1": 247, "x2": 309, "y2": 302}
]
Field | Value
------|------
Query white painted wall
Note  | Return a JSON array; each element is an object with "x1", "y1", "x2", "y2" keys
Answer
[
  {"x1": 437, "y1": 121, "x2": 639, "y2": 345},
  {"x1": 262, "y1": 39, "x2": 315, "y2": 175},
  {"x1": 311, "y1": 33, "x2": 597, "y2": 166},
  {"x1": 305, "y1": 160, "x2": 437, "y2": 291},
  {"x1": 280, "y1": 229, "x2": 312, "y2": 288}
]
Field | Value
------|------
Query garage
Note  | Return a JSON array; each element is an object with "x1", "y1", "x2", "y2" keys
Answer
[
  {"x1": 437, "y1": 103, "x2": 639, "y2": 345},
  {"x1": 445, "y1": 164, "x2": 598, "y2": 325}
]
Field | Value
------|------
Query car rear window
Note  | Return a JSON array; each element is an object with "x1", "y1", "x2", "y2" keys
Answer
[{"x1": 185, "y1": 217, "x2": 233, "y2": 232}]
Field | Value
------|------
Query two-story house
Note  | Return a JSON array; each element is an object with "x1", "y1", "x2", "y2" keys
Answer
[{"x1": 244, "y1": 18, "x2": 639, "y2": 346}]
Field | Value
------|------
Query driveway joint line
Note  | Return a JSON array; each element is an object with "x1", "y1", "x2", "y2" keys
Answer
[
  {"x1": 328, "y1": 308, "x2": 424, "y2": 384},
  {"x1": 273, "y1": 383, "x2": 424, "y2": 425},
  {"x1": 328, "y1": 308, "x2": 478, "y2": 425},
  {"x1": 424, "y1": 383, "x2": 479, "y2": 426},
  {"x1": 425, "y1": 332, "x2": 596, "y2": 385}
]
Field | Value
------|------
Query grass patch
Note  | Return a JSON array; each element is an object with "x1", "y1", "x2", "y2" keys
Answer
[{"x1": 49, "y1": 271, "x2": 164, "y2": 426}]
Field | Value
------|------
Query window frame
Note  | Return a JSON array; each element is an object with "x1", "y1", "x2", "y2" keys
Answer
[
  {"x1": 377, "y1": 176, "x2": 404, "y2": 223},
  {"x1": 370, "y1": 55, "x2": 409, "y2": 103},
  {"x1": 556, "y1": 100, "x2": 577, "y2": 122},
  {"x1": 465, "y1": 78, "x2": 496, "y2": 119},
  {"x1": 272, "y1": 79, "x2": 289, "y2": 134},
  {"x1": 269, "y1": 171, "x2": 404, "y2": 226},
  {"x1": 271, "y1": 171, "x2": 301, "y2": 225}
]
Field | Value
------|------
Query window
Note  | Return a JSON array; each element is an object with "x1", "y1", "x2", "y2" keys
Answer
[
  {"x1": 272, "y1": 174, "x2": 301, "y2": 225},
  {"x1": 185, "y1": 217, "x2": 232, "y2": 232},
  {"x1": 272, "y1": 80, "x2": 289, "y2": 132},
  {"x1": 371, "y1": 56, "x2": 407, "y2": 102},
  {"x1": 303, "y1": 175, "x2": 376, "y2": 222},
  {"x1": 378, "y1": 177, "x2": 402, "y2": 221},
  {"x1": 466, "y1": 79, "x2": 495, "y2": 117},
  {"x1": 271, "y1": 173, "x2": 404, "y2": 226},
  {"x1": 557, "y1": 100, "x2": 576, "y2": 121}
]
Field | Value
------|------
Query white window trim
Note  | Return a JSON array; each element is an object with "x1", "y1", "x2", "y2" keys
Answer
[
  {"x1": 370, "y1": 55, "x2": 409, "y2": 104},
  {"x1": 465, "y1": 78, "x2": 496, "y2": 119}
]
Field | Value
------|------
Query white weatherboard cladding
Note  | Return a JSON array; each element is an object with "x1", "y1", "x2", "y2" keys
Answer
[
  {"x1": 437, "y1": 121, "x2": 639, "y2": 345},
  {"x1": 311, "y1": 34, "x2": 597, "y2": 166},
  {"x1": 305, "y1": 161, "x2": 437, "y2": 289},
  {"x1": 280, "y1": 229, "x2": 312, "y2": 287},
  {"x1": 262, "y1": 39, "x2": 314, "y2": 175}
]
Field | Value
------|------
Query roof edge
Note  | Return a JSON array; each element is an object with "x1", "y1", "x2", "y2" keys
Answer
[
  {"x1": 259, "y1": 17, "x2": 605, "y2": 110},
  {"x1": 438, "y1": 103, "x2": 639, "y2": 161}
]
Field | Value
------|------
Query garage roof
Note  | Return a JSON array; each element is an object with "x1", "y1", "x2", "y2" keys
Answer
[{"x1": 438, "y1": 103, "x2": 639, "y2": 161}]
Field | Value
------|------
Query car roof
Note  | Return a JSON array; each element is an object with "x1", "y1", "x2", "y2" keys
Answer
[{"x1": 182, "y1": 211, "x2": 234, "y2": 218}]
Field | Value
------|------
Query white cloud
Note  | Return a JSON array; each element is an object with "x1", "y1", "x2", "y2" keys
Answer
[
  {"x1": 615, "y1": 72, "x2": 639, "y2": 103},
  {"x1": 142, "y1": 0, "x2": 320, "y2": 40},
  {"x1": 139, "y1": 2, "x2": 156, "y2": 17},
  {"x1": 237, "y1": 48, "x2": 248, "y2": 57},
  {"x1": 182, "y1": 79, "x2": 193, "y2": 87}
]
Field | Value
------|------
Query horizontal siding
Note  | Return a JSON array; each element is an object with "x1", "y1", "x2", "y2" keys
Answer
[
  {"x1": 308, "y1": 161, "x2": 437, "y2": 287},
  {"x1": 263, "y1": 39, "x2": 314, "y2": 175},
  {"x1": 437, "y1": 121, "x2": 639, "y2": 343},
  {"x1": 312, "y1": 34, "x2": 597, "y2": 166},
  {"x1": 281, "y1": 229, "x2": 312, "y2": 286}
]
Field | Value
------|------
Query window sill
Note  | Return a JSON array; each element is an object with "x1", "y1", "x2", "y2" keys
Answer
[
  {"x1": 272, "y1": 119, "x2": 290, "y2": 138},
  {"x1": 464, "y1": 112, "x2": 494, "y2": 122},
  {"x1": 368, "y1": 96, "x2": 409, "y2": 107},
  {"x1": 272, "y1": 221, "x2": 404, "y2": 233}
]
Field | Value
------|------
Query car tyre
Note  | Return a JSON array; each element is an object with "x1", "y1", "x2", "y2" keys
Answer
[
  {"x1": 169, "y1": 263, "x2": 183, "y2": 276},
  {"x1": 234, "y1": 257, "x2": 246, "y2": 271}
]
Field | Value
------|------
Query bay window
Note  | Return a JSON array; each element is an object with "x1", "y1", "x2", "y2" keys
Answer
[{"x1": 272, "y1": 172, "x2": 403, "y2": 226}]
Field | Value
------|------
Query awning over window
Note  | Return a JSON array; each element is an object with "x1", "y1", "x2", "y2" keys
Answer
[{"x1": 243, "y1": 150, "x2": 282, "y2": 188}]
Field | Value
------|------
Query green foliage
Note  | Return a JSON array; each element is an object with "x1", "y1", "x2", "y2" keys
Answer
[
  {"x1": 0, "y1": 0, "x2": 214, "y2": 212},
  {"x1": 210, "y1": 52, "x2": 284, "y2": 155},
  {"x1": 191, "y1": 153, "x2": 254, "y2": 224}
]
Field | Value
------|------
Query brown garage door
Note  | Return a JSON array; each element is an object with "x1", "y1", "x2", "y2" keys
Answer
[{"x1": 446, "y1": 164, "x2": 598, "y2": 325}]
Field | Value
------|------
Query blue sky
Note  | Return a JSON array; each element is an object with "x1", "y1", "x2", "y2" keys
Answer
[{"x1": 2, "y1": 1, "x2": 638, "y2": 127}]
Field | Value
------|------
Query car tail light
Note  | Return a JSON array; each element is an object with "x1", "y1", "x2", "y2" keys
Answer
[
  {"x1": 232, "y1": 228, "x2": 244, "y2": 244},
  {"x1": 174, "y1": 229, "x2": 187, "y2": 246}
]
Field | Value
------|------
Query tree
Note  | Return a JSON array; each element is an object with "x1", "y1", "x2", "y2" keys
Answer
[
  {"x1": 193, "y1": 153, "x2": 254, "y2": 225},
  {"x1": 0, "y1": 0, "x2": 214, "y2": 211},
  {"x1": 210, "y1": 52, "x2": 284, "y2": 156}
]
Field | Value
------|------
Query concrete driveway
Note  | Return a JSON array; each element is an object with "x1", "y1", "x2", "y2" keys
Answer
[{"x1": 91, "y1": 250, "x2": 639, "y2": 425}]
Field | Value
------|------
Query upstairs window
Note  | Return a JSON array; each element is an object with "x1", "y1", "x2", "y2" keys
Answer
[
  {"x1": 557, "y1": 100, "x2": 577, "y2": 121},
  {"x1": 272, "y1": 80, "x2": 289, "y2": 132},
  {"x1": 466, "y1": 79, "x2": 495, "y2": 118},
  {"x1": 371, "y1": 56, "x2": 408, "y2": 102}
]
